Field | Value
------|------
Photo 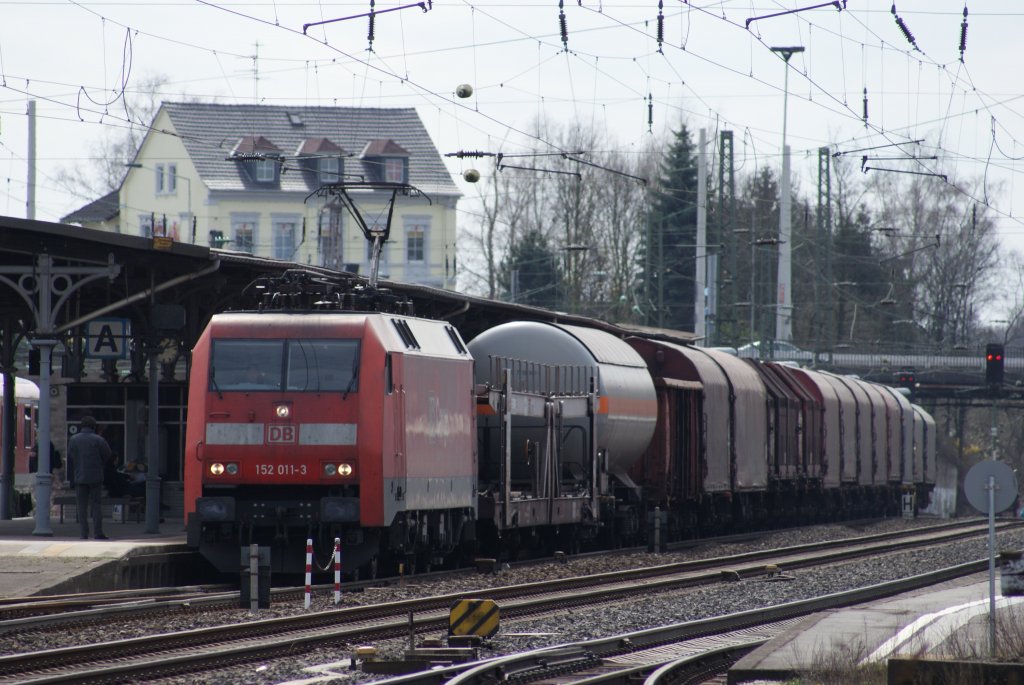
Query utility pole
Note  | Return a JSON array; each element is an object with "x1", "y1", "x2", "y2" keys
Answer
[
  {"x1": 771, "y1": 46, "x2": 803, "y2": 343},
  {"x1": 26, "y1": 100, "x2": 36, "y2": 221},
  {"x1": 718, "y1": 131, "x2": 736, "y2": 346},
  {"x1": 816, "y1": 146, "x2": 832, "y2": 362},
  {"x1": 695, "y1": 128, "x2": 708, "y2": 343}
]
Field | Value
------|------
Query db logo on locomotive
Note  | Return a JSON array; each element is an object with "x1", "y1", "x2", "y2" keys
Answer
[{"x1": 267, "y1": 425, "x2": 296, "y2": 444}]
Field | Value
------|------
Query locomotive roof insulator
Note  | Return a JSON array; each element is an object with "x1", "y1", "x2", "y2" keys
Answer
[{"x1": 244, "y1": 268, "x2": 415, "y2": 315}]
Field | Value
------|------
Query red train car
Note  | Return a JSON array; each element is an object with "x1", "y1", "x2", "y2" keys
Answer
[
  {"x1": 184, "y1": 309, "x2": 476, "y2": 576},
  {"x1": 4, "y1": 377, "x2": 39, "y2": 491}
]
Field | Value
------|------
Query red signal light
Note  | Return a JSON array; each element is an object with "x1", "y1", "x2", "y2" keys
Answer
[{"x1": 985, "y1": 343, "x2": 1005, "y2": 387}]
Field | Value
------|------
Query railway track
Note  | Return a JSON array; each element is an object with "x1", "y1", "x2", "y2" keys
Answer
[
  {"x1": 0, "y1": 585, "x2": 235, "y2": 622},
  {"x1": 0, "y1": 518, "x2": 1013, "y2": 683},
  {"x1": 364, "y1": 561, "x2": 989, "y2": 685},
  {"x1": 0, "y1": 518, "x2": 995, "y2": 634}
]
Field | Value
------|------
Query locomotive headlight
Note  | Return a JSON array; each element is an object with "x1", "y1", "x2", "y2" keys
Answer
[
  {"x1": 209, "y1": 462, "x2": 239, "y2": 476},
  {"x1": 323, "y1": 463, "x2": 354, "y2": 477},
  {"x1": 275, "y1": 403, "x2": 291, "y2": 419}
]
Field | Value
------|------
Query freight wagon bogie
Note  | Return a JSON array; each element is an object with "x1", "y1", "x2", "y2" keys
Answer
[{"x1": 387, "y1": 506, "x2": 477, "y2": 573}]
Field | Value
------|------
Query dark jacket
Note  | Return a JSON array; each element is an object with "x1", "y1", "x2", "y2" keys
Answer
[{"x1": 68, "y1": 428, "x2": 111, "y2": 486}]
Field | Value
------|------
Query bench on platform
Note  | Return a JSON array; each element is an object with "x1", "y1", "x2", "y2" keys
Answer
[{"x1": 53, "y1": 494, "x2": 144, "y2": 524}]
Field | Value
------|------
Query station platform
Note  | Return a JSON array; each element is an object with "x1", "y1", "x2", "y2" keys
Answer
[
  {"x1": 0, "y1": 513, "x2": 189, "y2": 598},
  {"x1": 729, "y1": 571, "x2": 1023, "y2": 683}
]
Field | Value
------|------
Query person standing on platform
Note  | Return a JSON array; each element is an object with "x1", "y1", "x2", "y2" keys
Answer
[{"x1": 68, "y1": 416, "x2": 112, "y2": 540}]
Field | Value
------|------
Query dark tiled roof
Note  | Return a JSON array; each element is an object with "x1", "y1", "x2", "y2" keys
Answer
[
  {"x1": 361, "y1": 139, "x2": 409, "y2": 157},
  {"x1": 60, "y1": 189, "x2": 120, "y2": 225},
  {"x1": 231, "y1": 135, "x2": 281, "y2": 156},
  {"x1": 162, "y1": 103, "x2": 459, "y2": 197},
  {"x1": 297, "y1": 137, "x2": 345, "y2": 156}
]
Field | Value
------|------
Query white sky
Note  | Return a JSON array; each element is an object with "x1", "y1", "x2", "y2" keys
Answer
[{"x1": 2, "y1": 1, "x2": 1024, "y2": 267}]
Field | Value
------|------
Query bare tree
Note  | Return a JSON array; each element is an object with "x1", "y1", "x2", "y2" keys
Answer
[
  {"x1": 589, "y1": 146, "x2": 653, "y2": 322},
  {"x1": 54, "y1": 74, "x2": 170, "y2": 203},
  {"x1": 869, "y1": 169, "x2": 1000, "y2": 350},
  {"x1": 458, "y1": 164, "x2": 519, "y2": 299},
  {"x1": 458, "y1": 121, "x2": 656, "y2": 319},
  {"x1": 998, "y1": 253, "x2": 1024, "y2": 346}
]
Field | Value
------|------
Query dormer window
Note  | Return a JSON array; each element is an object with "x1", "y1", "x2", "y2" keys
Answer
[
  {"x1": 255, "y1": 159, "x2": 277, "y2": 182},
  {"x1": 320, "y1": 157, "x2": 341, "y2": 183},
  {"x1": 297, "y1": 137, "x2": 346, "y2": 186},
  {"x1": 231, "y1": 135, "x2": 282, "y2": 185},
  {"x1": 361, "y1": 139, "x2": 410, "y2": 184},
  {"x1": 384, "y1": 158, "x2": 405, "y2": 183}
]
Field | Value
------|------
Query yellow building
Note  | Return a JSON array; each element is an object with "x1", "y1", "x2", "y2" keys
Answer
[{"x1": 63, "y1": 103, "x2": 462, "y2": 289}]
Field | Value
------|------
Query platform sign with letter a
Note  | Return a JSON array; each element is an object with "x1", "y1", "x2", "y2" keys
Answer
[
  {"x1": 85, "y1": 318, "x2": 130, "y2": 359},
  {"x1": 449, "y1": 598, "x2": 499, "y2": 638}
]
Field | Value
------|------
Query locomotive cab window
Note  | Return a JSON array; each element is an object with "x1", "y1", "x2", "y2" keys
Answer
[
  {"x1": 211, "y1": 340, "x2": 284, "y2": 391},
  {"x1": 286, "y1": 339, "x2": 361, "y2": 392},
  {"x1": 211, "y1": 339, "x2": 360, "y2": 393}
]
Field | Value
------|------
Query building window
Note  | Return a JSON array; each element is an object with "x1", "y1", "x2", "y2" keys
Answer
[
  {"x1": 232, "y1": 216, "x2": 258, "y2": 253},
  {"x1": 273, "y1": 218, "x2": 298, "y2": 260},
  {"x1": 168, "y1": 163, "x2": 177, "y2": 193},
  {"x1": 255, "y1": 159, "x2": 276, "y2": 182},
  {"x1": 404, "y1": 217, "x2": 430, "y2": 264},
  {"x1": 154, "y1": 164, "x2": 166, "y2": 194},
  {"x1": 138, "y1": 214, "x2": 154, "y2": 238},
  {"x1": 406, "y1": 227, "x2": 425, "y2": 262},
  {"x1": 320, "y1": 157, "x2": 341, "y2": 184},
  {"x1": 384, "y1": 158, "x2": 404, "y2": 183}
]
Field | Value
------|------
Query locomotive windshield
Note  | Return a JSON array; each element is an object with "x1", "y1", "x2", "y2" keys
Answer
[{"x1": 210, "y1": 339, "x2": 361, "y2": 392}]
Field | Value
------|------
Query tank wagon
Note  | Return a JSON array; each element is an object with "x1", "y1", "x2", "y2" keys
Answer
[
  {"x1": 183, "y1": 272, "x2": 936, "y2": 578},
  {"x1": 469, "y1": 321, "x2": 657, "y2": 553}
]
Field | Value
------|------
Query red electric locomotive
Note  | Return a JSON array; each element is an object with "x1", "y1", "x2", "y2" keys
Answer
[{"x1": 184, "y1": 277, "x2": 476, "y2": 577}]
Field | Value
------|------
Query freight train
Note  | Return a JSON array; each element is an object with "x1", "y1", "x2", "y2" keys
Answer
[{"x1": 184, "y1": 271, "x2": 936, "y2": 577}]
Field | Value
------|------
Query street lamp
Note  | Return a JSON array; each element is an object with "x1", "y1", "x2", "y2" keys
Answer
[
  {"x1": 770, "y1": 45, "x2": 803, "y2": 345},
  {"x1": 124, "y1": 163, "x2": 193, "y2": 242}
]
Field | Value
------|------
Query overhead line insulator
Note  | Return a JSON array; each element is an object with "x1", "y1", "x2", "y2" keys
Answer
[{"x1": 959, "y1": 6, "x2": 969, "y2": 61}]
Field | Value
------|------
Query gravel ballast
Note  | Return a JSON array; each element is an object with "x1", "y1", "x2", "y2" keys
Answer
[{"x1": 5, "y1": 517, "x2": 1017, "y2": 685}]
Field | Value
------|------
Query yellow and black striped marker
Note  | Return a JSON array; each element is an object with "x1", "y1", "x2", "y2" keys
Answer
[{"x1": 449, "y1": 598, "x2": 500, "y2": 638}]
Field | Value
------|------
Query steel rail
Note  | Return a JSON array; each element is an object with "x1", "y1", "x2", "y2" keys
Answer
[
  {"x1": 386, "y1": 560, "x2": 988, "y2": 685},
  {"x1": 0, "y1": 521, "x2": 1009, "y2": 683},
  {"x1": 0, "y1": 518, "x2": 983, "y2": 632}
]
